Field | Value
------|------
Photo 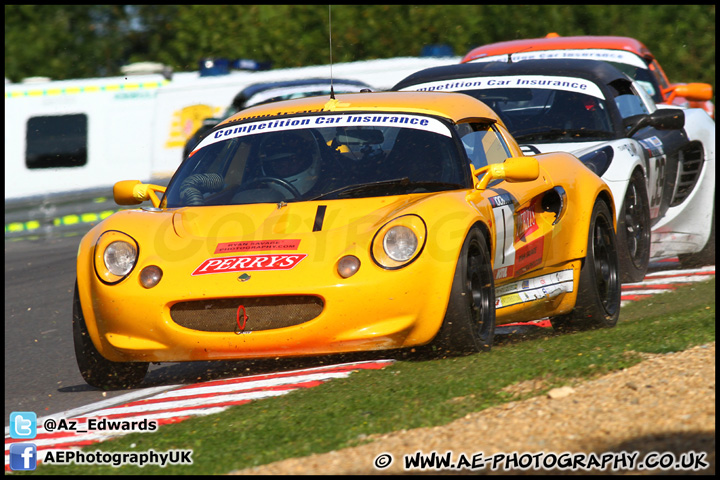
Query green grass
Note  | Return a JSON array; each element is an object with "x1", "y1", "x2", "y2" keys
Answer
[{"x1": 28, "y1": 279, "x2": 715, "y2": 475}]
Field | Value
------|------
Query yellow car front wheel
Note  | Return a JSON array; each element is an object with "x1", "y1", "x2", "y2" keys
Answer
[
  {"x1": 428, "y1": 226, "x2": 496, "y2": 355},
  {"x1": 72, "y1": 281, "x2": 149, "y2": 390}
]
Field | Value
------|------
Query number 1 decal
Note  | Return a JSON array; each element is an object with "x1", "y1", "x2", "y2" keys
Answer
[{"x1": 492, "y1": 203, "x2": 516, "y2": 279}]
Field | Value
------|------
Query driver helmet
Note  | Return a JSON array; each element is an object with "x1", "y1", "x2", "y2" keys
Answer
[{"x1": 259, "y1": 131, "x2": 320, "y2": 195}]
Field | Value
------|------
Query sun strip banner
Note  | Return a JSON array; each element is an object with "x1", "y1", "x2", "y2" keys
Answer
[
  {"x1": 467, "y1": 49, "x2": 648, "y2": 70},
  {"x1": 194, "y1": 113, "x2": 452, "y2": 153},
  {"x1": 401, "y1": 74, "x2": 605, "y2": 100}
]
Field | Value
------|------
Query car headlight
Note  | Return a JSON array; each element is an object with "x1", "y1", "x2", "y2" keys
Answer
[
  {"x1": 579, "y1": 146, "x2": 614, "y2": 177},
  {"x1": 94, "y1": 231, "x2": 139, "y2": 284},
  {"x1": 104, "y1": 241, "x2": 137, "y2": 275},
  {"x1": 383, "y1": 226, "x2": 418, "y2": 262},
  {"x1": 371, "y1": 215, "x2": 426, "y2": 269}
]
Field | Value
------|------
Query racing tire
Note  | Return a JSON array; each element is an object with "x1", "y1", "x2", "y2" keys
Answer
[
  {"x1": 550, "y1": 199, "x2": 621, "y2": 332},
  {"x1": 428, "y1": 227, "x2": 495, "y2": 356},
  {"x1": 678, "y1": 201, "x2": 715, "y2": 269},
  {"x1": 616, "y1": 170, "x2": 651, "y2": 283},
  {"x1": 72, "y1": 281, "x2": 148, "y2": 390}
]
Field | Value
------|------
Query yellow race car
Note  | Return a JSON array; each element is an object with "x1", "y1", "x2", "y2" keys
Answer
[{"x1": 74, "y1": 91, "x2": 621, "y2": 389}]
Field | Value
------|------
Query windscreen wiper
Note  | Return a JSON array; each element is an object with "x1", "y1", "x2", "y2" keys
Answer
[
  {"x1": 513, "y1": 129, "x2": 567, "y2": 142},
  {"x1": 309, "y1": 178, "x2": 411, "y2": 201},
  {"x1": 515, "y1": 129, "x2": 614, "y2": 142},
  {"x1": 563, "y1": 129, "x2": 615, "y2": 139},
  {"x1": 310, "y1": 178, "x2": 465, "y2": 201}
]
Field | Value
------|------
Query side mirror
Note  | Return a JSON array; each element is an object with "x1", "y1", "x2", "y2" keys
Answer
[
  {"x1": 113, "y1": 180, "x2": 166, "y2": 208},
  {"x1": 671, "y1": 83, "x2": 713, "y2": 102},
  {"x1": 474, "y1": 156, "x2": 539, "y2": 190},
  {"x1": 625, "y1": 108, "x2": 685, "y2": 137}
]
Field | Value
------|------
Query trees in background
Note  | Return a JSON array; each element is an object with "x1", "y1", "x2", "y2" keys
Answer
[{"x1": 4, "y1": 4, "x2": 715, "y2": 92}]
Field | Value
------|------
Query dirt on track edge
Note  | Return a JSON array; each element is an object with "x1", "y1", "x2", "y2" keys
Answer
[{"x1": 231, "y1": 342, "x2": 715, "y2": 475}]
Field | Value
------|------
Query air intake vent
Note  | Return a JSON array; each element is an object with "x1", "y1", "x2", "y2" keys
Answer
[
  {"x1": 170, "y1": 296, "x2": 323, "y2": 332},
  {"x1": 671, "y1": 142, "x2": 704, "y2": 207}
]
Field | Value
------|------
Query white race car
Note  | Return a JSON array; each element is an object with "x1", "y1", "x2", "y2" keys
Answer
[{"x1": 394, "y1": 59, "x2": 715, "y2": 282}]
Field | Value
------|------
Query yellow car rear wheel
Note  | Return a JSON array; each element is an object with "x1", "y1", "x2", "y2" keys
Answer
[{"x1": 551, "y1": 199, "x2": 620, "y2": 332}]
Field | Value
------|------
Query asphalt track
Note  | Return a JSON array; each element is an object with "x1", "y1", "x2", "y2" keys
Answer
[
  {"x1": 4, "y1": 225, "x2": 715, "y2": 470},
  {"x1": 4, "y1": 231, "x2": 399, "y2": 421}
]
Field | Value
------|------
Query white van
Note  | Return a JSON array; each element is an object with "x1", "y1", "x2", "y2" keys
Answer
[{"x1": 5, "y1": 56, "x2": 460, "y2": 200}]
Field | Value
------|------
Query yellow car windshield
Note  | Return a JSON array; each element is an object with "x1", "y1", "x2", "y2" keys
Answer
[{"x1": 165, "y1": 113, "x2": 471, "y2": 207}]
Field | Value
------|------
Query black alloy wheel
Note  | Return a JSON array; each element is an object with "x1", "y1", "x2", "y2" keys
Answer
[
  {"x1": 550, "y1": 199, "x2": 621, "y2": 332},
  {"x1": 617, "y1": 170, "x2": 651, "y2": 283},
  {"x1": 429, "y1": 227, "x2": 496, "y2": 355}
]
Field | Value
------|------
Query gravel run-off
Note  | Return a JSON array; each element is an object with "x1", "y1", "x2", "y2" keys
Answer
[{"x1": 232, "y1": 342, "x2": 715, "y2": 475}]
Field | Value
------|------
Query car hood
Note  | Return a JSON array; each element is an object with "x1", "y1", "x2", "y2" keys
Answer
[
  {"x1": 170, "y1": 195, "x2": 441, "y2": 240},
  {"x1": 86, "y1": 190, "x2": 476, "y2": 271},
  {"x1": 522, "y1": 139, "x2": 641, "y2": 183}
]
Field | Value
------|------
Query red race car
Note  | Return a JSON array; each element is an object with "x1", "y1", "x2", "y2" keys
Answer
[{"x1": 462, "y1": 33, "x2": 714, "y2": 118}]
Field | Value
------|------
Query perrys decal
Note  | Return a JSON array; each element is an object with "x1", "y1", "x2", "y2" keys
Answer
[
  {"x1": 214, "y1": 239, "x2": 301, "y2": 254},
  {"x1": 192, "y1": 254, "x2": 307, "y2": 275},
  {"x1": 402, "y1": 74, "x2": 605, "y2": 100}
]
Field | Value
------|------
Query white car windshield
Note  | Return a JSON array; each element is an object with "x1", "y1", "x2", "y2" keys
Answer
[
  {"x1": 468, "y1": 48, "x2": 664, "y2": 103},
  {"x1": 164, "y1": 113, "x2": 472, "y2": 207},
  {"x1": 401, "y1": 75, "x2": 617, "y2": 144},
  {"x1": 462, "y1": 87, "x2": 617, "y2": 143}
]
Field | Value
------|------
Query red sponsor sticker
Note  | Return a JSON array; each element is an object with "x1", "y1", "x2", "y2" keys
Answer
[
  {"x1": 214, "y1": 239, "x2": 301, "y2": 254},
  {"x1": 192, "y1": 254, "x2": 307, "y2": 275},
  {"x1": 494, "y1": 265, "x2": 514, "y2": 280},
  {"x1": 514, "y1": 237, "x2": 544, "y2": 277},
  {"x1": 515, "y1": 202, "x2": 538, "y2": 241}
]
